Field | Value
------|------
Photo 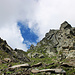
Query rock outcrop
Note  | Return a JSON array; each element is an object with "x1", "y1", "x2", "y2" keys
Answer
[
  {"x1": 27, "y1": 21, "x2": 75, "y2": 59},
  {"x1": 0, "y1": 38, "x2": 30, "y2": 63}
]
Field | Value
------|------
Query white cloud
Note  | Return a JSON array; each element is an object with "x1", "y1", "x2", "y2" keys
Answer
[
  {"x1": 31, "y1": 0, "x2": 75, "y2": 40},
  {"x1": 0, "y1": 0, "x2": 75, "y2": 51},
  {"x1": 0, "y1": 0, "x2": 37, "y2": 51},
  {"x1": 0, "y1": 23, "x2": 27, "y2": 51}
]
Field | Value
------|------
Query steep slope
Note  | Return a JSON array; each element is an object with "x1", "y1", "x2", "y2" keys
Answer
[
  {"x1": 26, "y1": 21, "x2": 75, "y2": 75},
  {"x1": 0, "y1": 38, "x2": 30, "y2": 62},
  {"x1": 0, "y1": 21, "x2": 75, "y2": 75},
  {"x1": 27, "y1": 21, "x2": 75, "y2": 59}
]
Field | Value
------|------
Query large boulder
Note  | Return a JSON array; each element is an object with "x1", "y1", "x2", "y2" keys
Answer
[
  {"x1": 31, "y1": 69, "x2": 66, "y2": 74},
  {"x1": 4, "y1": 58, "x2": 11, "y2": 62},
  {"x1": 8, "y1": 63, "x2": 31, "y2": 71}
]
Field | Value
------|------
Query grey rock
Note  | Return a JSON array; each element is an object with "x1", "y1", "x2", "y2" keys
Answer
[
  {"x1": 15, "y1": 48, "x2": 30, "y2": 62},
  {"x1": 32, "y1": 52, "x2": 40, "y2": 58},
  {"x1": 60, "y1": 21, "x2": 72, "y2": 30},
  {"x1": 32, "y1": 62, "x2": 42, "y2": 67},
  {"x1": 31, "y1": 69, "x2": 66, "y2": 74},
  {"x1": 39, "y1": 54, "x2": 44, "y2": 58},
  {"x1": 47, "y1": 52, "x2": 56, "y2": 58},
  {"x1": 32, "y1": 52, "x2": 44, "y2": 58},
  {"x1": 0, "y1": 60, "x2": 3, "y2": 64},
  {"x1": 70, "y1": 27, "x2": 75, "y2": 36},
  {"x1": 4, "y1": 58, "x2": 11, "y2": 63},
  {"x1": 28, "y1": 53, "x2": 32, "y2": 58},
  {"x1": 27, "y1": 21, "x2": 75, "y2": 59},
  {"x1": 8, "y1": 63, "x2": 30, "y2": 71},
  {"x1": 30, "y1": 44, "x2": 35, "y2": 50}
]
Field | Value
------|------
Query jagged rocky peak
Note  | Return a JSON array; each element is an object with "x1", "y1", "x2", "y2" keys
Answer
[
  {"x1": 27, "y1": 21, "x2": 75, "y2": 59},
  {"x1": 60, "y1": 21, "x2": 72, "y2": 30}
]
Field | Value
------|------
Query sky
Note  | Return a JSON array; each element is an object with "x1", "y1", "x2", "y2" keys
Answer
[{"x1": 0, "y1": 0, "x2": 75, "y2": 51}]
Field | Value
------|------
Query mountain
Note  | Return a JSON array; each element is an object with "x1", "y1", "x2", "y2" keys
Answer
[
  {"x1": 0, "y1": 21, "x2": 75, "y2": 75},
  {"x1": 26, "y1": 21, "x2": 75, "y2": 75},
  {"x1": 27, "y1": 21, "x2": 75, "y2": 59},
  {"x1": 0, "y1": 37, "x2": 30, "y2": 63}
]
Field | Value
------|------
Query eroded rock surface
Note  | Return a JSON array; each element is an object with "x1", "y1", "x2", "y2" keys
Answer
[{"x1": 27, "y1": 21, "x2": 75, "y2": 59}]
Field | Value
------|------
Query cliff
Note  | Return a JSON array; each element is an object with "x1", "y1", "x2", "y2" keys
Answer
[{"x1": 27, "y1": 21, "x2": 75, "y2": 59}]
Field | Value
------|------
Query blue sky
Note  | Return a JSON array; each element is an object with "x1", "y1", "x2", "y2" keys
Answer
[
  {"x1": 0, "y1": 0, "x2": 75, "y2": 51},
  {"x1": 18, "y1": 22, "x2": 38, "y2": 49}
]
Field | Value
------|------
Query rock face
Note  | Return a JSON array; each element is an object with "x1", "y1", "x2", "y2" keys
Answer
[
  {"x1": 0, "y1": 21, "x2": 75, "y2": 75},
  {"x1": 28, "y1": 52, "x2": 44, "y2": 58},
  {"x1": 0, "y1": 38, "x2": 13, "y2": 53},
  {"x1": 0, "y1": 38, "x2": 30, "y2": 62},
  {"x1": 14, "y1": 48, "x2": 30, "y2": 62},
  {"x1": 60, "y1": 21, "x2": 72, "y2": 30},
  {"x1": 27, "y1": 21, "x2": 75, "y2": 59}
]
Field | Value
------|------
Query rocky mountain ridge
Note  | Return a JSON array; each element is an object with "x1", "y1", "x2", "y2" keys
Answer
[
  {"x1": 27, "y1": 21, "x2": 75, "y2": 59},
  {"x1": 0, "y1": 21, "x2": 75, "y2": 75}
]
